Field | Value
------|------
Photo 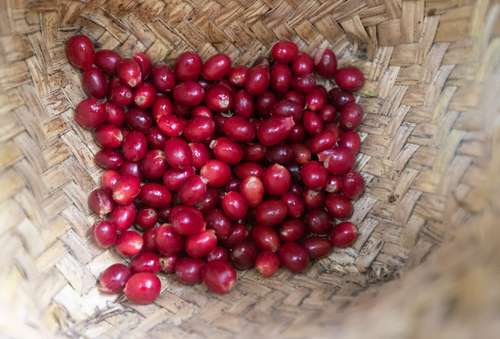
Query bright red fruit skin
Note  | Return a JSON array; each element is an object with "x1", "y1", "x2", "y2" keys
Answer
[
  {"x1": 66, "y1": 35, "x2": 94, "y2": 69},
  {"x1": 98, "y1": 263, "x2": 131, "y2": 293},
  {"x1": 255, "y1": 251, "x2": 280, "y2": 277},
  {"x1": 202, "y1": 260, "x2": 237, "y2": 294},
  {"x1": 124, "y1": 272, "x2": 161, "y2": 304},
  {"x1": 279, "y1": 242, "x2": 309, "y2": 273},
  {"x1": 330, "y1": 222, "x2": 358, "y2": 247}
]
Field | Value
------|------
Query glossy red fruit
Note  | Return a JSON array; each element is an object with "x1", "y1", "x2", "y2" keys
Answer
[
  {"x1": 124, "y1": 272, "x2": 161, "y2": 304},
  {"x1": 175, "y1": 52, "x2": 202, "y2": 81},
  {"x1": 141, "y1": 149, "x2": 167, "y2": 179},
  {"x1": 287, "y1": 125, "x2": 305, "y2": 143},
  {"x1": 164, "y1": 137, "x2": 193, "y2": 169},
  {"x1": 303, "y1": 110, "x2": 323, "y2": 134},
  {"x1": 105, "y1": 102, "x2": 125, "y2": 126},
  {"x1": 122, "y1": 131, "x2": 147, "y2": 162},
  {"x1": 88, "y1": 188, "x2": 114, "y2": 216},
  {"x1": 281, "y1": 192, "x2": 305, "y2": 218},
  {"x1": 152, "y1": 97, "x2": 173, "y2": 122},
  {"x1": 143, "y1": 227, "x2": 158, "y2": 252},
  {"x1": 314, "y1": 48, "x2": 337, "y2": 78},
  {"x1": 291, "y1": 144, "x2": 311, "y2": 165},
  {"x1": 279, "y1": 219, "x2": 306, "y2": 242},
  {"x1": 134, "y1": 82, "x2": 157, "y2": 109},
  {"x1": 200, "y1": 160, "x2": 231, "y2": 187},
  {"x1": 319, "y1": 104, "x2": 337, "y2": 122},
  {"x1": 117, "y1": 58, "x2": 142, "y2": 87},
  {"x1": 255, "y1": 251, "x2": 280, "y2": 277},
  {"x1": 82, "y1": 67, "x2": 108, "y2": 99},
  {"x1": 184, "y1": 116, "x2": 215, "y2": 142},
  {"x1": 339, "y1": 102, "x2": 363, "y2": 130},
  {"x1": 186, "y1": 229, "x2": 217, "y2": 258},
  {"x1": 98, "y1": 263, "x2": 131, "y2": 293},
  {"x1": 225, "y1": 178, "x2": 240, "y2": 192},
  {"x1": 228, "y1": 66, "x2": 248, "y2": 87},
  {"x1": 334, "y1": 67, "x2": 365, "y2": 92},
  {"x1": 330, "y1": 222, "x2": 358, "y2": 247},
  {"x1": 175, "y1": 257, "x2": 205, "y2": 285},
  {"x1": 133, "y1": 52, "x2": 152, "y2": 79},
  {"x1": 329, "y1": 87, "x2": 355, "y2": 108},
  {"x1": 130, "y1": 252, "x2": 161, "y2": 273},
  {"x1": 151, "y1": 64, "x2": 176, "y2": 92},
  {"x1": 109, "y1": 81, "x2": 133, "y2": 106},
  {"x1": 202, "y1": 54, "x2": 231, "y2": 81},
  {"x1": 273, "y1": 99, "x2": 303, "y2": 122},
  {"x1": 75, "y1": 98, "x2": 105, "y2": 129},
  {"x1": 256, "y1": 91, "x2": 278, "y2": 118},
  {"x1": 300, "y1": 161, "x2": 328, "y2": 189},
  {"x1": 255, "y1": 200, "x2": 287, "y2": 226},
  {"x1": 211, "y1": 137, "x2": 244, "y2": 165},
  {"x1": 245, "y1": 65, "x2": 270, "y2": 96},
  {"x1": 116, "y1": 230, "x2": 143, "y2": 257},
  {"x1": 235, "y1": 162, "x2": 264, "y2": 179},
  {"x1": 170, "y1": 205, "x2": 205, "y2": 235},
  {"x1": 309, "y1": 131, "x2": 338, "y2": 154},
  {"x1": 292, "y1": 73, "x2": 316, "y2": 93},
  {"x1": 326, "y1": 175, "x2": 344, "y2": 193},
  {"x1": 230, "y1": 240, "x2": 257, "y2": 270},
  {"x1": 95, "y1": 124, "x2": 123, "y2": 149},
  {"x1": 203, "y1": 260, "x2": 237, "y2": 294},
  {"x1": 343, "y1": 171, "x2": 365, "y2": 200},
  {"x1": 120, "y1": 161, "x2": 142, "y2": 179},
  {"x1": 262, "y1": 164, "x2": 291, "y2": 196},
  {"x1": 284, "y1": 90, "x2": 305, "y2": 105},
  {"x1": 206, "y1": 209, "x2": 232, "y2": 239},
  {"x1": 190, "y1": 142, "x2": 210, "y2": 169},
  {"x1": 178, "y1": 175, "x2": 207, "y2": 206},
  {"x1": 173, "y1": 81, "x2": 205, "y2": 106},
  {"x1": 223, "y1": 116, "x2": 255, "y2": 142},
  {"x1": 92, "y1": 220, "x2": 117, "y2": 248},
  {"x1": 66, "y1": 35, "x2": 94, "y2": 69},
  {"x1": 325, "y1": 194, "x2": 353, "y2": 219},
  {"x1": 306, "y1": 209, "x2": 332, "y2": 234},
  {"x1": 220, "y1": 223, "x2": 246, "y2": 248},
  {"x1": 126, "y1": 108, "x2": 152, "y2": 132},
  {"x1": 101, "y1": 170, "x2": 120, "y2": 190},
  {"x1": 271, "y1": 63, "x2": 292, "y2": 93},
  {"x1": 159, "y1": 255, "x2": 177, "y2": 273},
  {"x1": 324, "y1": 147, "x2": 356, "y2": 175},
  {"x1": 304, "y1": 237, "x2": 332, "y2": 259},
  {"x1": 135, "y1": 207, "x2": 158, "y2": 230},
  {"x1": 240, "y1": 176, "x2": 264, "y2": 207},
  {"x1": 157, "y1": 114, "x2": 185, "y2": 137},
  {"x1": 109, "y1": 203, "x2": 136, "y2": 231},
  {"x1": 207, "y1": 247, "x2": 229, "y2": 262},
  {"x1": 112, "y1": 175, "x2": 141, "y2": 205},
  {"x1": 196, "y1": 189, "x2": 219, "y2": 212},
  {"x1": 257, "y1": 116, "x2": 295, "y2": 146},
  {"x1": 303, "y1": 189, "x2": 325, "y2": 210},
  {"x1": 233, "y1": 90, "x2": 254, "y2": 117},
  {"x1": 155, "y1": 224, "x2": 184, "y2": 255},
  {"x1": 279, "y1": 242, "x2": 309, "y2": 273},
  {"x1": 305, "y1": 87, "x2": 327, "y2": 111},
  {"x1": 95, "y1": 49, "x2": 121, "y2": 75},
  {"x1": 221, "y1": 191, "x2": 248, "y2": 220},
  {"x1": 339, "y1": 130, "x2": 361, "y2": 155},
  {"x1": 139, "y1": 183, "x2": 171, "y2": 208},
  {"x1": 252, "y1": 225, "x2": 280, "y2": 252},
  {"x1": 292, "y1": 52, "x2": 314, "y2": 76},
  {"x1": 204, "y1": 84, "x2": 232, "y2": 112},
  {"x1": 271, "y1": 40, "x2": 298, "y2": 63},
  {"x1": 162, "y1": 167, "x2": 195, "y2": 192}
]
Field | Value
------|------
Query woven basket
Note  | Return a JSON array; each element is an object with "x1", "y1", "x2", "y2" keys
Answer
[{"x1": 1, "y1": 0, "x2": 499, "y2": 338}]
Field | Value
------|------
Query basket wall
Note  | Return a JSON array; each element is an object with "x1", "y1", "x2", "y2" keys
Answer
[{"x1": 0, "y1": 0, "x2": 499, "y2": 338}]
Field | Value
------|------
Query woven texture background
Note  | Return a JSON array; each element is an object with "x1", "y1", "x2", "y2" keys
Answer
[{"x1": 0, "y1": 0, "x2": 499, "y2": 338}]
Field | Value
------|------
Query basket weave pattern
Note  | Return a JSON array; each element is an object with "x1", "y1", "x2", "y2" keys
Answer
[{"x1": 0, "y1": 0, "x2": 499, "y2": 338}]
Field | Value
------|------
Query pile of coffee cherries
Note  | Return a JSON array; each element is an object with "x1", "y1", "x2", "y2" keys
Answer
[{"x1": 67, "y1": 35, "x2": 365, "y2": 304}]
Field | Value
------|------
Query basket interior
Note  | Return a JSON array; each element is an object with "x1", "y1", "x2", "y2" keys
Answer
[{"x1": 1, "y1": 0, "x2": 499, "y2": 338}]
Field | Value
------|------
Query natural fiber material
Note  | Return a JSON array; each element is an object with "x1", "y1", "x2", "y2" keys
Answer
[{"x1": 0, "y1": 0, "x2": 499, "y2": 338}]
